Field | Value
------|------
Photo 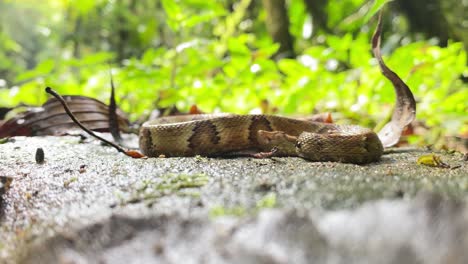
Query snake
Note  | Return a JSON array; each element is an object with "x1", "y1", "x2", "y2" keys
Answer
[
  {"x1": 139, "y1": 114, "x2": 384, "y2": 164},
  {"x1": 138, "y1": 12, "x2": 416, "y2": 164}
]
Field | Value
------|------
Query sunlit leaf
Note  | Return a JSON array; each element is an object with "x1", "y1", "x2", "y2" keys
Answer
[
  {"x1": 227, "y1": 37, "x2": 250, "y2": 56},
  {"x1": 256, "y1": 43, "x2": 280, "y2": 59},
  {"x1": 364, "y1": 0, "x2": 393, "y2": 23},
  {"x1": 161, "y1": 0, "x2": 183, "y2": 31},
  {"x1": 183, "y1": 11, "x2": 224, "y2": 28},
  {"x1": 15, "y1": 59, "x2": 55, "y2": 82},
  {"x1": 74, "y1": 0, "x2": 97, "y2": 14},
  {"x1": 277, "y1": 59, "x2": 309, "y2": 77}
]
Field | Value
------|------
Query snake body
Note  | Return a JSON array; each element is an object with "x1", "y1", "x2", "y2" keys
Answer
[{"x1": 139, "y1": 114, "x2": 383, "y2": 164}]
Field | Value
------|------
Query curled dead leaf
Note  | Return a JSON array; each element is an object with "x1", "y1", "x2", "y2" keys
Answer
[
  {"x1": 372, "y1": 10, "x2": 416, "y2": 147},
  {"x1": 0, "y1": 96, "x2": 129, "y2": 138},
  {"x1": 189, "y1": 105, "x2": 204, "y2": 115},
  {"x1": 125, "y1": 150, "x2": 146, "y2": 159}
]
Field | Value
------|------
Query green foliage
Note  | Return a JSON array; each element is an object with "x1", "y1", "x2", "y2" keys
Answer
[
  {"x1": 364, "y1": 0, "x2": 393, "y2": 23},
  {"x1": 0, "y1": 0, "x2": 466, "y2": 145},
  {"x1": 0, "y1": 30, "x2": 22, "y2": 82}
]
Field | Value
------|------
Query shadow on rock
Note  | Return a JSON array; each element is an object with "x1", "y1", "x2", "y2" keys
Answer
[{"x1": 21, "y1": 192, "x2": 468, "y2": 264}]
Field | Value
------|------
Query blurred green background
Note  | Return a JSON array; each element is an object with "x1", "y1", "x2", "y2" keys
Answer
[{"x1": 0, "y1": 0, "x2": 466, "y2": 148}]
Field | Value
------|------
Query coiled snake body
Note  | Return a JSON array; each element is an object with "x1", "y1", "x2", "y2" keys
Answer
[
  {"x1": 139, "y1": 13, "x2": 416, "y2": 164},
  {"x1": 139, "y1": 114, "x2": 383, "y2": 164}
]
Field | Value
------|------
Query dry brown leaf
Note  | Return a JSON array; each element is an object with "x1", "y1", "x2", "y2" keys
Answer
[{"x1": 0, "y1": 96, "x2": 129, "y2": 138}]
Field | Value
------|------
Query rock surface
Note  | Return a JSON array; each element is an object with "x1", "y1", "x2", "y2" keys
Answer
[{"x1": 0, "y1": 135, "x2": 467, "y2": 263}]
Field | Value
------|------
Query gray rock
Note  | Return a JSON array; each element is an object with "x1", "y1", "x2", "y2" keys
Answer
[{"x1": 0, "y1": 135, "x2": 467, "y2": 263}]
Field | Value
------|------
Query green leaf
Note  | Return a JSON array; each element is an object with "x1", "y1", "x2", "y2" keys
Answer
[
  {"x1": 256, "y1": 43, "x2": 280, "y2": 58},
  {"x1": 227, "y1": 38, "x2": 250, "y2": 56},
  {"x1": 183, "y1": 11, "x2": 223, "y2": 28},
  {"x1": 161, "y1": 0, "x2": 183, "y2": 21},
  {"x1": 364, "y1": 0, "x2": 393, "y2": 23},
  {"x1": 277, "y1": 59, "x2": 309, "y2": 77},
  {"x1": 75, "y1": 0, "x2": 97, "y2": 14},
  {"x1": 15, "y1": 59, "x2": 55, "y2": 82}
]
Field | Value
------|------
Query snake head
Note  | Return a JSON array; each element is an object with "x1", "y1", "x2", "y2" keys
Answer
[
  {"x1": 296, "y1": 131, "x2": 383, "y2": 164},
  {"x1": 257, "y1": 130, "x2": 298, "y2": 156}
]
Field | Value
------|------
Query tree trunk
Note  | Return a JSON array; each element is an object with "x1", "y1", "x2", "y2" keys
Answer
[
  {"x1": 395, "y1": 0, "x2": 450, "y2": 46},
  {"x1": 303, "y1": 0, "x2": 329, "y2": 34},
  {"x1": 262, "y1": 0, "x2": 295, "y2": 59},
  {"x1": 116, "y1": 0, "x2": 137, "y2": 64}
]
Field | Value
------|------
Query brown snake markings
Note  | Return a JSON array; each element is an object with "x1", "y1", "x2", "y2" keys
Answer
[
  {"x1": 248, "y1": 116, "x2": 273, "y2": 145},
  {"x1": 187, "y1": 121, "x2": 220, "y2": 151}
]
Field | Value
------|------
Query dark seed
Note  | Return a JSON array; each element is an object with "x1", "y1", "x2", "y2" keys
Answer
[{"x1": 35, "y1": 148, "x2": 45, "y2": 164}]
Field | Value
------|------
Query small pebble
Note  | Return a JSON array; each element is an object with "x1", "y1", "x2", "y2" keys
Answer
[
  {"x1": 35, "y1": 148, "x2": 45, "y2": 164},
  {"x1": 153, "y1": 241, "x2": 165, "y2": 255},
  {"x1": 79, "y1": 165, "x2": 86, "y2": 173}
]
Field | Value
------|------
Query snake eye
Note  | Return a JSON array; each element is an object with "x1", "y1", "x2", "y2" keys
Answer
[{"x1": 295, "y1": 142, "x2": 301, "y2": 149}]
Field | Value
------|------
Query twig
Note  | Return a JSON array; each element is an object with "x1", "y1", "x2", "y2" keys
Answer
[
  {"x1": 45, "y1": 87, "x2": 144, "y2": 158},
  {"x1": 108, "y1": 67, "x2": 122, "y2": 142}
]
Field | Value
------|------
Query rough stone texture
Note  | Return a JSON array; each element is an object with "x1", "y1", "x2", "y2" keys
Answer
[{"x1": 0, "y1": 135, "x2": 467, "y2": 263}]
